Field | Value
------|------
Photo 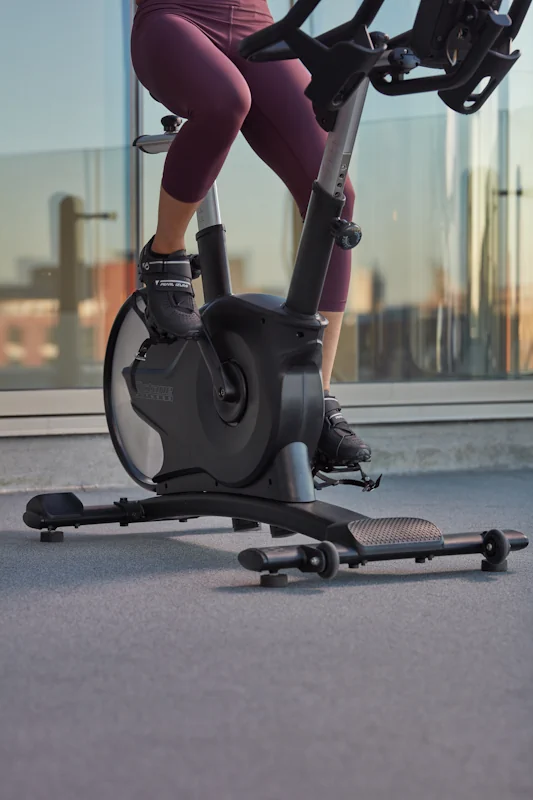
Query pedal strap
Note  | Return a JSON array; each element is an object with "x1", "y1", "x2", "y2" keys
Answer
[
  {"x1": 314, "y1": 469, "x2": 382, "y2": 493},
  {"x1": 130, "y1": 337, "x2": 154, "y2": 391}
]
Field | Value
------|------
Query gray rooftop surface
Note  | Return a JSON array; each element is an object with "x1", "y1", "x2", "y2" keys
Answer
[{"x1": 1, "y1": 470, "x2": 532, "y2": 800}]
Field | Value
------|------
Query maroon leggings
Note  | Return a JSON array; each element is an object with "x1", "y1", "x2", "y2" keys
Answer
[{"x1": 131, "y1": 0, "x2": 355, "y2": 311}]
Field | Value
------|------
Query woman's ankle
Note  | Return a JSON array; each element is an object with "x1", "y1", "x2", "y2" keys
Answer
[{"x1": 152, "y1": 234, "x2": 186, "y2": 255}]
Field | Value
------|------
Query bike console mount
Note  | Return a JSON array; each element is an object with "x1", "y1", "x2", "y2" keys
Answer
[{"x1": 240, "y1": 0, "x2": 531, "y2": 121}]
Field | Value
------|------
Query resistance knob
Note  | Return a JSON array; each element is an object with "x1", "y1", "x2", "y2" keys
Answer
[{"x1": 330, "y1": 218, "x2": 363, "y2": 250}]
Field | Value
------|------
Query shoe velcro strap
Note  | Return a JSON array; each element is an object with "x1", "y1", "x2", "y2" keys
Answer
[
  {"x1": 324, "y1": 397, "x2": 350, "y2": 429},
  {"x1": 151, "y1": 276, "x2": 193, "y2": 294},
  {"x1": 149, "y1": 258, "x2": 192, "y2": 277},
  {"x1": 324, "y1": 397, "x2": 342, "y2": 415},
  {"x1": 326, "y1": 411, "x2": 346, "y2": 429},
  {"x1": 143, "y1": 258, "x2": 194, "y2": 294}
]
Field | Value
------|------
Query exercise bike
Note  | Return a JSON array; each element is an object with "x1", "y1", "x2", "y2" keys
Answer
[{"x1": 24, "y1": 0, "x2": 531, "y2": 586}]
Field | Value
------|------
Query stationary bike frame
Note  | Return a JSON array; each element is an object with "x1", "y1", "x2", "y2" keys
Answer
[{"x1": 23, "y1": 0, "x2": 531, "y2": 585}]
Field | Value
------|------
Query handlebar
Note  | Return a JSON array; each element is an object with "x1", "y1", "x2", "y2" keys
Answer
[
  {"x1": 239, "y1": 0, "x2": 386, "y2": 62},
  {"x1": 238, "y1": 0, "x2": 319, "y2": 62},
  {"x1": 239, "y1": 0, "x2": 388, "y2": 114},
  {"x1": 239, "y1": 0, "x2": 532, "y2": 117}
]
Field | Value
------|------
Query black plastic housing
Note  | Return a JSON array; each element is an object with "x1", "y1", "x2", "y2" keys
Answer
[
  {"x1": 122, "y1": 292, "x2": 326, "y2": 502},
  {"x1": 285, "y1": 182, "x2": 345, "y2": 317},
  {"x1": 196, "y1": 224, "x2": 232, "y2": 301},
  {"x1": 411, "y1": 0, "x2": 503, "y2": 65}
]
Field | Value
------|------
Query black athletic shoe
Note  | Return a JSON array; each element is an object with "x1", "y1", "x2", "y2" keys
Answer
[
  {"x1": 316, "y1": 391, "x2": 371, "y2": 467},
  {"x1": 138, "y1": 236, "x2": 202, "y2": 339}
]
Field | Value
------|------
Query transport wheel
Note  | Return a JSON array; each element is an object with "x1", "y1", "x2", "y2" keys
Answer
[
  {"x1": 316, "y1": 541, "x2": 340, "y2": 580},
  {"x1": 482, "y1": 529, "x2": 510, "y2": 565}
]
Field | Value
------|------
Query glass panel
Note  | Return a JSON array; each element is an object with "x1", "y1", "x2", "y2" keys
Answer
[
  {"x1": 138, "y1": 0, "x2": 533, "y2": 383},
  {"x1": 0, "y1": 1, "x2": 131, "y2": 390},
  {"x1": 506, "y1": 3, "x2": 533, "y2": 376}
]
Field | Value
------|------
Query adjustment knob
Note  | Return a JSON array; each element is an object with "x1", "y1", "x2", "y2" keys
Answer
[
  {"x1": 389, "y1": 48, "x2": 420, "y2": 73},
  {"x1": 330, "y1": 218, "x2": 362, "y2": 250},
  {"x1": 370, "y1": 31, "x2": 390, "y2": 47},
  {"x1": 161, "y1": 115, "x2": 182, "y2": 133}
]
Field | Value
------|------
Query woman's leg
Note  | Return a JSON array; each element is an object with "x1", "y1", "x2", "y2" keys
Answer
[
  {"x1": 236, "y1": 59, "x2": 355, "y2": 382},
  {"x1": 237, "y1": 55, "x2": 370, "y2": 465},
  {"x1": 131, "y1": 13, "x2": 252, "y2": 336}
]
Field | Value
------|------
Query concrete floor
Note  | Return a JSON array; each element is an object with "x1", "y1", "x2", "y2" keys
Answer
[{"x1": 1, "y1": 471, "x2": 532, "y2": 800}]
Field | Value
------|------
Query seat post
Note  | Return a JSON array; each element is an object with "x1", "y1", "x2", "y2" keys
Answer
[{"x1": 196, "y1": 182, "x2": 233, "y2": 302}]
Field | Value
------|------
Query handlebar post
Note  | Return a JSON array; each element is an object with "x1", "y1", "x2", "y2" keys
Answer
[
  {"x1": 285, "y1": 79, "x2": 370, "y2": 317},
  {"x1": 316, "y1": 79, "x2": 369, "y2": 197}
]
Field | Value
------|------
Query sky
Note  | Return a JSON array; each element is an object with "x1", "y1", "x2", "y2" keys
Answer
[
  {"x1": 1, "y1": 0, "x2": 481, "y2": 159},
  {"x1": 0, "y1": 0, "x2": 128, "y2": 156},
  {"x1": 1, "y1": 0, "x2": 532, "y2": 307},
  {"x1": 2, "y1": 0, "x2": 531, "y2": 156}
]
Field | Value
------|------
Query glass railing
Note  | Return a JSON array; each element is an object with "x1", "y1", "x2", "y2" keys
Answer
[
  {"x1": 1, "y1": 105, "x2": 532, "y2": 392},
  {"x1": 0, "y1": 146, "x2": 131, "y2": 390},
  {"x1": 341, "y1": 106, "x2": 533, "y2": 381},
  {"x1": 304, "y1": 108, "x2": 529, "y2": 382}
]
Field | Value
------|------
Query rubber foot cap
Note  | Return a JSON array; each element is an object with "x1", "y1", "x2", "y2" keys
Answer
[
  {"x1": 40, "y1": 530, "x2": 64, "y2": 543},
  {"x1": 270, "y1": 525, "x2": 294, "y2": 539},
  {"x1": 260, "y1": 573, "x2": 288, "y2": 588},
  {"x1": 482, "y1": 559, "x2": 508, "y2": 572},
  {"x1": 232, "y1": 518, "x2": 260, "y2": 532}
]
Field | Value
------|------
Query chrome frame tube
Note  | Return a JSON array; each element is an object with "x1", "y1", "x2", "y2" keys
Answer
[
  {"x1": 196, "y1": 184, "x2": 222, "y2": 230},
  {"x1": 133, "y1": 132, "x2": 222, "y2": 232},
  {"x1": 285, "y1": 77, "x2": 373, "y2": 316},
  {"x1": 317, "y1": 78, "x2": 370, "y2": 197},
  {"x1": 134, "y1": 133, "x2": 176, "y2": 154}
]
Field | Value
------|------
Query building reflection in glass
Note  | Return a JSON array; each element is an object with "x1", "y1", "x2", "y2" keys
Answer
[{"x1": 1, "y1": 0, "x2": 532, "y2": 389}]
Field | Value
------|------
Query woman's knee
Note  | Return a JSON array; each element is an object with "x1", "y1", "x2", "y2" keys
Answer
[{"x1": 201, "y1": 79, "x2": 252, "y2": 134}]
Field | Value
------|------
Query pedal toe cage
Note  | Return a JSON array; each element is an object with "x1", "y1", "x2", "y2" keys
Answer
[{"x1": 313, "y1": 464, "x2": 382, "y2": 493}]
